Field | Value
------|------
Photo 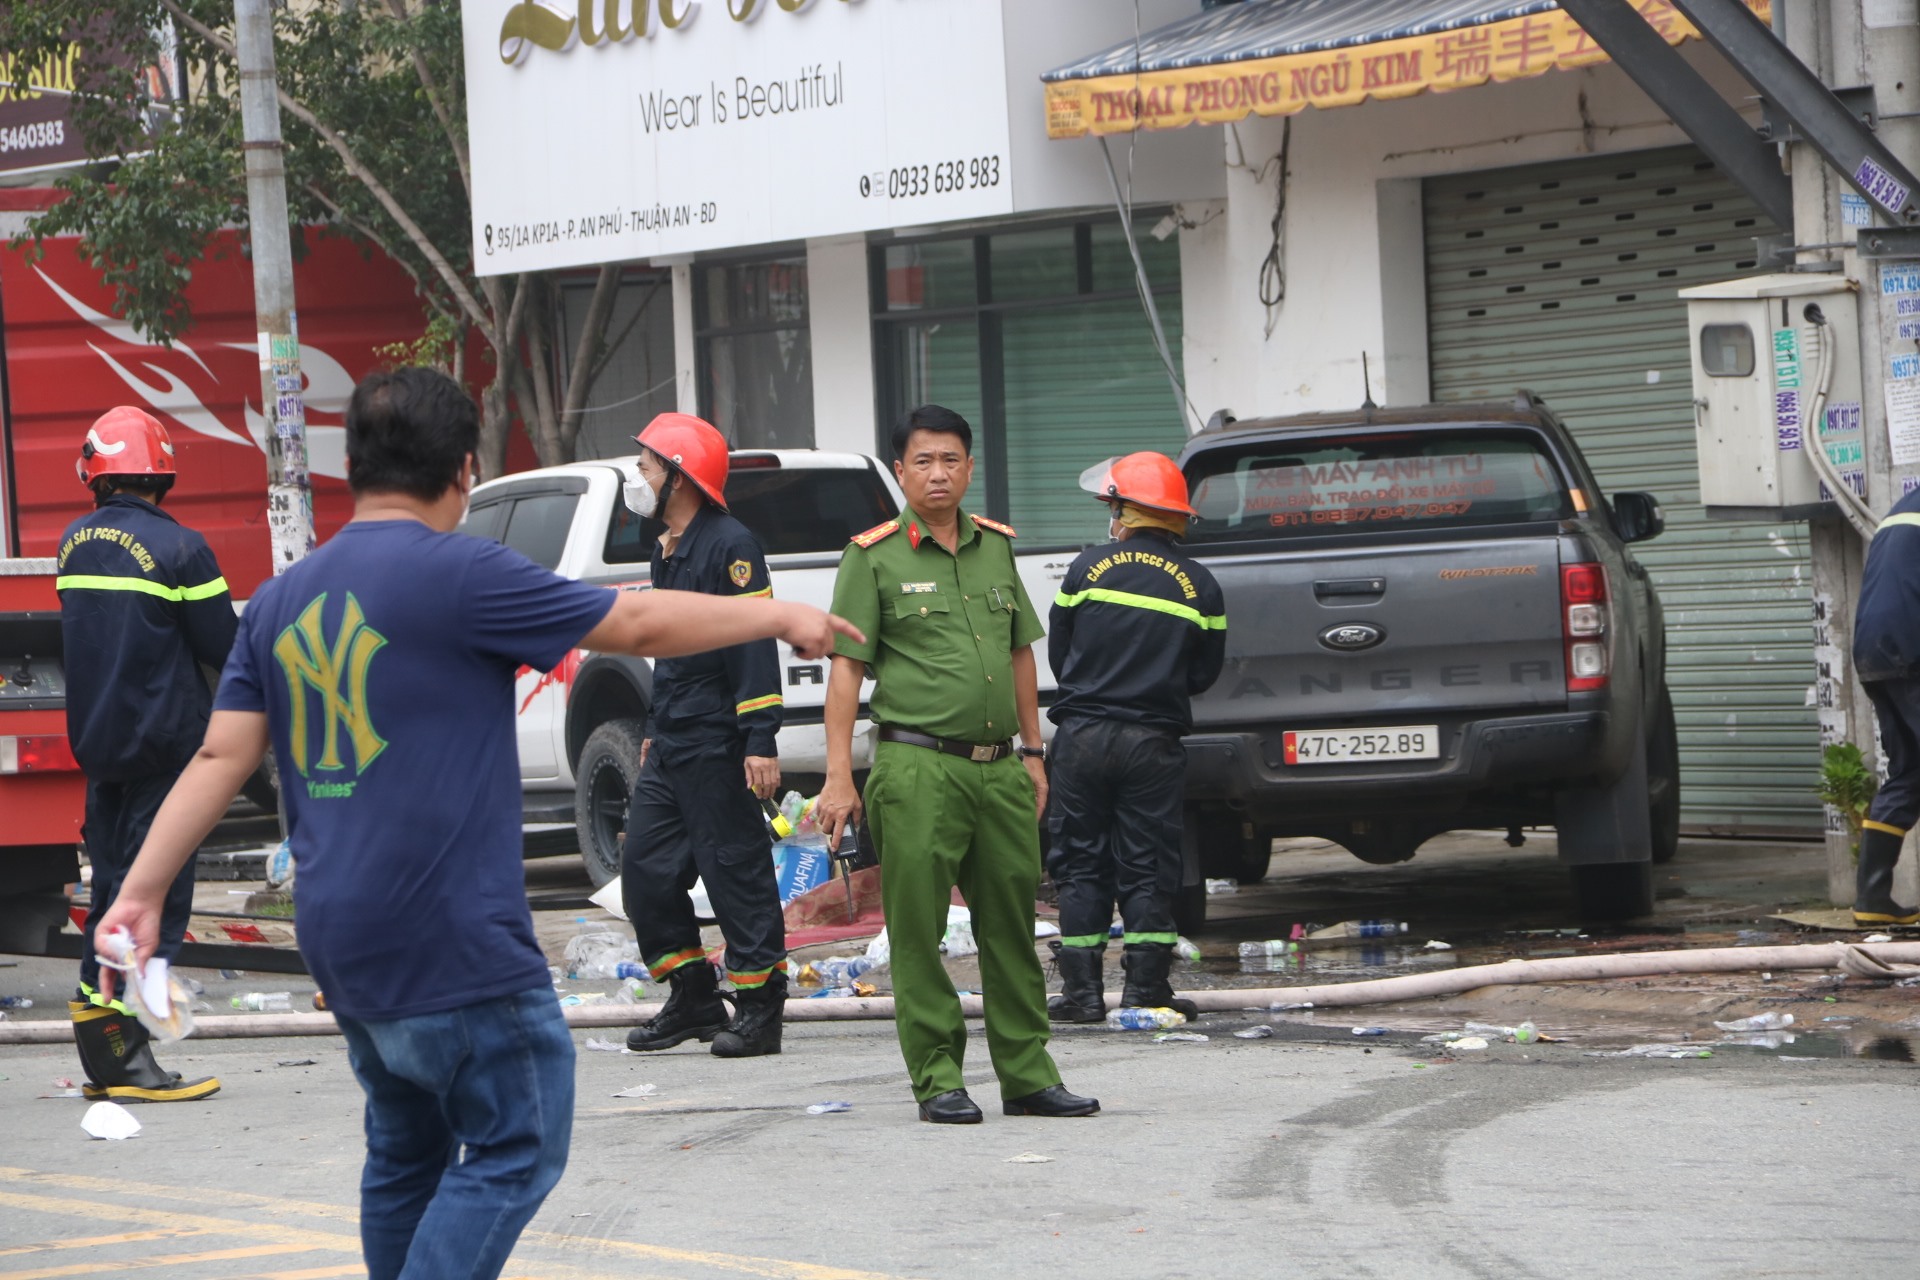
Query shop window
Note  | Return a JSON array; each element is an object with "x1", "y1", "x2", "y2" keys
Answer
[
  {"x1": 874, "y1": 213, "x2": 1184, "y2": 546},
  {"x1": 558, "y1": 270, "x2": 677, "y2": 461},
  {"x1": 696, "y1": 256, "x2": 814, "y2": 449}
]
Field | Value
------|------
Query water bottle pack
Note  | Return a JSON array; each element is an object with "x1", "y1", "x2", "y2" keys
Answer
[{"x1": 1106, "y1": 1007, "x2": 1188, "y2": 1031}]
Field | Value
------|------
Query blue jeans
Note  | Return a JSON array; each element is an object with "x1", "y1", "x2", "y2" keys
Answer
[{"x1": 335, "y1": 986, "x2": 574, "y2": 1280}]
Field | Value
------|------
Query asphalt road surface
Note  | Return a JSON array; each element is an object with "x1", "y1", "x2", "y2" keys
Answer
[
  {"x1": 2, "y1": 995, "x2": 1915, "y2": 1280},
  {"x1": 4, "y1": 832, "x2": 1915, "y2": 1277}
]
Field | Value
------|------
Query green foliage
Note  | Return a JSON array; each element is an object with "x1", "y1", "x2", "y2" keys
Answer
[
  {"x1": 374, "y1": 311, "x2": 463, "y2": 373},
  {"x1": 1816, "y1": 742, "x2": 1879, "y2": 853}
]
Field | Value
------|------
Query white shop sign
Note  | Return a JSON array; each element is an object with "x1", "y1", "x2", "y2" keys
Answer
[{"x1": 460, "y1": 0, "x2": 1208, "y2": 274}]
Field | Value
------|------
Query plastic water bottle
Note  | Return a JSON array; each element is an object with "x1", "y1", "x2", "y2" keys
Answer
[
  {"x1": 1238, "y1": 940, "x2": 1300, "y2": 959},
  {"x1": 1106, "y1": 1007, "x2": 1188, "y2": 1031},
  {"x1": 1307, "y1": 920, "x2": 1409, "y2": 940},
  {"x1": 1174, "y1": 937, "x2": 1202, "y2": 961},
  {"x1": 614, "y1": 961, "x2": 650, "y2": 980},
  {"x1": 231, "y1": 992, "x2": 292, "y2": 1012},
  {"x1": 1713, "y1": 1011, "x2": 1793, "y2": 1032},
  {"x1": 0, "y1": 996, "x2": 33, "y2": 1009}
]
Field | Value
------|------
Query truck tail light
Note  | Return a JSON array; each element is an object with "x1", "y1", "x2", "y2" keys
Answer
[
  {"x1": 1560, "y1": 563, "x2": 1610, "y2": 693},
  {"x1": 0, "y1": 734, "x2": 80, "y2": 774}
]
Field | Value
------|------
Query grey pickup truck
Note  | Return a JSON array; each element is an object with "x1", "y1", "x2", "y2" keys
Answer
[{"x1": 1174, "y1": 392, "x2": 1676, "y2": 929}]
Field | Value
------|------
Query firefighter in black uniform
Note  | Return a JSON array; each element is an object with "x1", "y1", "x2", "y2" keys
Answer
[
  {"x1": 1851, "y1": 484, "x2": 1920, "y2": 926},
  {"x1": 1045, "y1": 452, "x2": 1226, "y2": 1022},
  {"x1": 56, "y1": 407, "x2": 231, "y2": 1101},
  {"x1": 619, "y1": 413, "x2": 790, "y2": 1057}
]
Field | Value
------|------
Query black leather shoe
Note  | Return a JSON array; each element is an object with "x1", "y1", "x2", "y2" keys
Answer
[
  {"x1": 917, "y1": 1089, "x2": 984, "y2": 1124},
  {"x1": 1003, "y1": 1084, "x2": 1099, "y2": 1117}
]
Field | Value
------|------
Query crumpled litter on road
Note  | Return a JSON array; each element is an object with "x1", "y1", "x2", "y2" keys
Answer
[
  {"x1": 1452, "y1": 1037, "x2": 1490, "y2": 1051},
  {"x1": 40, "y1": 1077, "x2": 84, "y2": 1099},
  {"x1": 1586, "y1": 1044, "x2": 1714, "y2": 1059},
  {"x1": 275, "y1": 1058, "x2": 316, "y2": 1067},
  {"x1": 1718, "y1": 1031, "x2": 1796, "y2": 1049},
  {"x1": 611, "y1": 1084, "x2": 656, "y2": 1099},
  {"x1": 805, "y1": 1101, "x2": 851, "y2": 1114},
  {"x1": 1233, "y1": 1025, "x2": 1274, "y2": 1039},
  {"x1": 1154, "y1": 1031, "x2": 1209, "y2": 1043},
  {"x1": 1006, "y1": 1152, "x2": 1053, "y2": 1163},
  {"x1": 1712, "y1": 1012, "x2": 1793, "y2": 1032},
  {"x1": 1424, "y1": 940, "x2": 1453, "y2": 951},
  {"x1": 81, "y1": 1101, "x2": 140, "y2": 1140},
  {"x1": 584, "y1": 1037, "x2": 630, "y2": 1053}
]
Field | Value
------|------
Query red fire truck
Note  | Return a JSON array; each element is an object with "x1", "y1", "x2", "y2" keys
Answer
[{"x1": 0, "y1": 191, "x2": 490, "y2": 957}]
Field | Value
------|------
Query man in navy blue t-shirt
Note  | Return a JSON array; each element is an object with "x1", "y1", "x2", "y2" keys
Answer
[{"x1": 94, "y1": 368, "x2": 857, "y2": 1280}]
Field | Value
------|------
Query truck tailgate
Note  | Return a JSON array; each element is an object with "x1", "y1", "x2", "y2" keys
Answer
[{"x1": 1191, "y1": 536, "x2": 1566, "y2": 727}]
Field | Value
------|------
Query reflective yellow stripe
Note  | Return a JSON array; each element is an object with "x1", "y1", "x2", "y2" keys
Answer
[
  {"x1": 741, "y1": 586, "x2": 773, "y2": 599},
  {"x1": 55, "y1": 574, "x2": 227, "y2": 602},
  {"x1": 1879, "y1": 512, "x2": 1920, "y2": 534},
  {"x1": 1054, "y1": 587, "x2": 1226, "y2": 630},
  {"x1": 736, "y1": 694, "x2": 783, "y2": 715},
  {"x1": 1863, "y1": 819, "x2": 1908, "y2": 836}
]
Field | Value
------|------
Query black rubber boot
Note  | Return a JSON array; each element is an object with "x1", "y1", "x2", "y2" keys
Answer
[
  {"x1": 1854, "y1": 825, "x2": 1920, "y2": 925},
  {"x1": 1120, "y1": 943, "x2": 1199, "y2": 1019},
  {"x1": 626, "y1": 962, "x2": 729, "y2": 1052},
  {"x1": 72, "y1": 1000, "x2": 221, "y2": 1102},
  {"x1": 1047, "y1": 941, "x2": 1107, "y2": 1023},
  {"x1": 711, "y1": 970, "x2": 786, "y2": 1058}
]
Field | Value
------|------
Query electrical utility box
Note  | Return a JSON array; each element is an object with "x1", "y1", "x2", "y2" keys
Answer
[{"x1": 1679, "y1": 274, "x2": 1864, "y2": 521}]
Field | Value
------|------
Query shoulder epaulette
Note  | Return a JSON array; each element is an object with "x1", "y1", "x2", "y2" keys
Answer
[
  {"x1": 850, "y1": 519, "x2": 901, "y2": 548},
  {"x1": 970, "y1": 514, "x2": 1017, "y2": 538}
]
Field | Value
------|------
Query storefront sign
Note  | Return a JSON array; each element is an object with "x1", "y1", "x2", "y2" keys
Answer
[
  {"x1": 464, "y1": 0, "x2": 1038, "y2": 272},
  {"x1": 0, "y1": 45, "x2": 89, "y2": 177},
  {"x1": 1043, "y1": 0, "x2": 1772, "y2": 139}
]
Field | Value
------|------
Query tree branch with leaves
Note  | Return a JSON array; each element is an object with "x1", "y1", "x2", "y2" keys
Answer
[{"x1": 0, "y1": 0, "x2": 628, "y2": 476}]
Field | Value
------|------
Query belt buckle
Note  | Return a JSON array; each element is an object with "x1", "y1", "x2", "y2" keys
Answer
[{"x1": 969, "y1": 743, "x2": 997, "y2": 762}]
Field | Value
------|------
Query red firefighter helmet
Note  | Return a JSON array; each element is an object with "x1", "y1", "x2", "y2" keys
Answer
[
  {"x1": 1078, "y1": 451, "x2": 1196, "y2": 517},
  {"x1": 77, "y1": 406, "x2": 177, "y2": 488},
  {"x1": 634, "y1": 413, "x2": 729, "y2": 510}
]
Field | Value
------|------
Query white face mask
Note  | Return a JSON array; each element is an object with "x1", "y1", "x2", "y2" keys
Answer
[{"x1": 624, "y1": 470, "x2": 664, "y2": 519}]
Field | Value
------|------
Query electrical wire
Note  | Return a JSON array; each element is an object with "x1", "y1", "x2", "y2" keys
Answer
[{"x1": 1798, "y1": 309, "x2": 1878, "y2": 542}]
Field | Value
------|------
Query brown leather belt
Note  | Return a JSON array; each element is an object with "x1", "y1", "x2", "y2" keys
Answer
[{"x1": 877, "y1": 726, "x2": 1013, "y2": 763}]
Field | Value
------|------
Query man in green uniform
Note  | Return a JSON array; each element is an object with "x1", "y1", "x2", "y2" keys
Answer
[{"x1": 817, "y1": 405, "x2": 1098, "y2": 1125}]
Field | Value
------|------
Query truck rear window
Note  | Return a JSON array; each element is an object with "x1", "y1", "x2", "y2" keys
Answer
[
  {"x1": 1184, "y1": 429, "x2": 1572, "y2": 544},
  {"x1": 604, "y1": 465, "x2": 898, "y2": 563}
]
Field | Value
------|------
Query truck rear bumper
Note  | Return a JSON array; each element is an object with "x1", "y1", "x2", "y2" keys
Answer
[{"x1": 1182, "y1": 711, "x2": 1611, "y2": 818}]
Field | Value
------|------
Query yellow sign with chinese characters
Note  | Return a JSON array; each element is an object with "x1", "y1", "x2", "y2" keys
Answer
[{"x1": 1044, "y1": 1, "x2": 1772, "y2": 140}]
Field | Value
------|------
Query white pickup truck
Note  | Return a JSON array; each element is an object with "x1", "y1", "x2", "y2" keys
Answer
[{"x1": 461, "y1": 450, "x2": 1078, "y2": 884}]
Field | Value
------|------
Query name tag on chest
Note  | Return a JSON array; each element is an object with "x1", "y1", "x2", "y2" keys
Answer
[{"x1": 900, "y1": 582, "x2": 939, "y2": 594}]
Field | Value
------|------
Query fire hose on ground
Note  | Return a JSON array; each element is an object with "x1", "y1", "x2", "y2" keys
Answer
[{"x1": 1, "y1": 941, "x2": 1915, "y2": 1045}]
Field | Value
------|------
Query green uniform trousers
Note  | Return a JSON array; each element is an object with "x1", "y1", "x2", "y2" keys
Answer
[{"x1": 865, "y1": 741, "x2": 1062, "y2": 1103}]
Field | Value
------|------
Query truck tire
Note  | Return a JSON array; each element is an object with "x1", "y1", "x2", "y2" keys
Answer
[
  {"x1": 1647, "y1": 684, "x2": 1681, "y2": 865},
  {"x1": 574, "y1": 719, "x2": 646, "y2": 889},
  {"x1": 1569, "y1": 861, "x2": 1654, "y2": 923}
]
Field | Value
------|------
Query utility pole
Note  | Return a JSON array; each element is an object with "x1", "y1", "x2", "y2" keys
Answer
[
  {"x1": 234, "y1": 0, "x2": 314, "y2": 575},
  {"x1": 1779, "y1": 1, "x2": 1920, "y2": 907}
]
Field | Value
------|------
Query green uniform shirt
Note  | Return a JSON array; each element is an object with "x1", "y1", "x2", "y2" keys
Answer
[{"x1": 831, "y1": 509, "x2": 1044, "y2": 744}]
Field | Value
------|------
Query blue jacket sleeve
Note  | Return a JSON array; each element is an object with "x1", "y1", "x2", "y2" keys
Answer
[
  {"x1": 720, "y1": 534, "x2": 782, "y2": 757},
  {"x1": 1188, "y1": 573, "x2": 1227, "y2": 696},
  {"x1": 177, "y1": 536, "x2": 239, "y2": 673}
]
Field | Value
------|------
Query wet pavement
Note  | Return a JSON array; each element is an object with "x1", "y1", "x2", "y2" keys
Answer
[{"x1": 513, "y1": 828, "x2": 1920, "y2": 1063}]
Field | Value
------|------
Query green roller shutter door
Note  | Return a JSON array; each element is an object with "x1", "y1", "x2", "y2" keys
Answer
[{"x1": 1424, "y1": 146, "x2": 1818, "y2": 835}]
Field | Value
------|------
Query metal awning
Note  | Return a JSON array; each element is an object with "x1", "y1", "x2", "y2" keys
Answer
[{"x1": 1042, "y1": 0, "x2": 1772, "y2": 139}]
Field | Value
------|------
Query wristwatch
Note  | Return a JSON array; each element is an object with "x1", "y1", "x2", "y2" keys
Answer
[{"x1": 1016, "y1": 744, "x2": 1046, "y2": 761}]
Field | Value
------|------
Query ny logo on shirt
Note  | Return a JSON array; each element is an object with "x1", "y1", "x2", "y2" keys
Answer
[{"x1": 273, "y1": 592, "x2": 388, "y2": 783}]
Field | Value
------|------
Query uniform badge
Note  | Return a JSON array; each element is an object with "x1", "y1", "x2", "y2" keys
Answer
[{"x1": 729, "y1": 560, "x2": 752, "y2": 588}]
